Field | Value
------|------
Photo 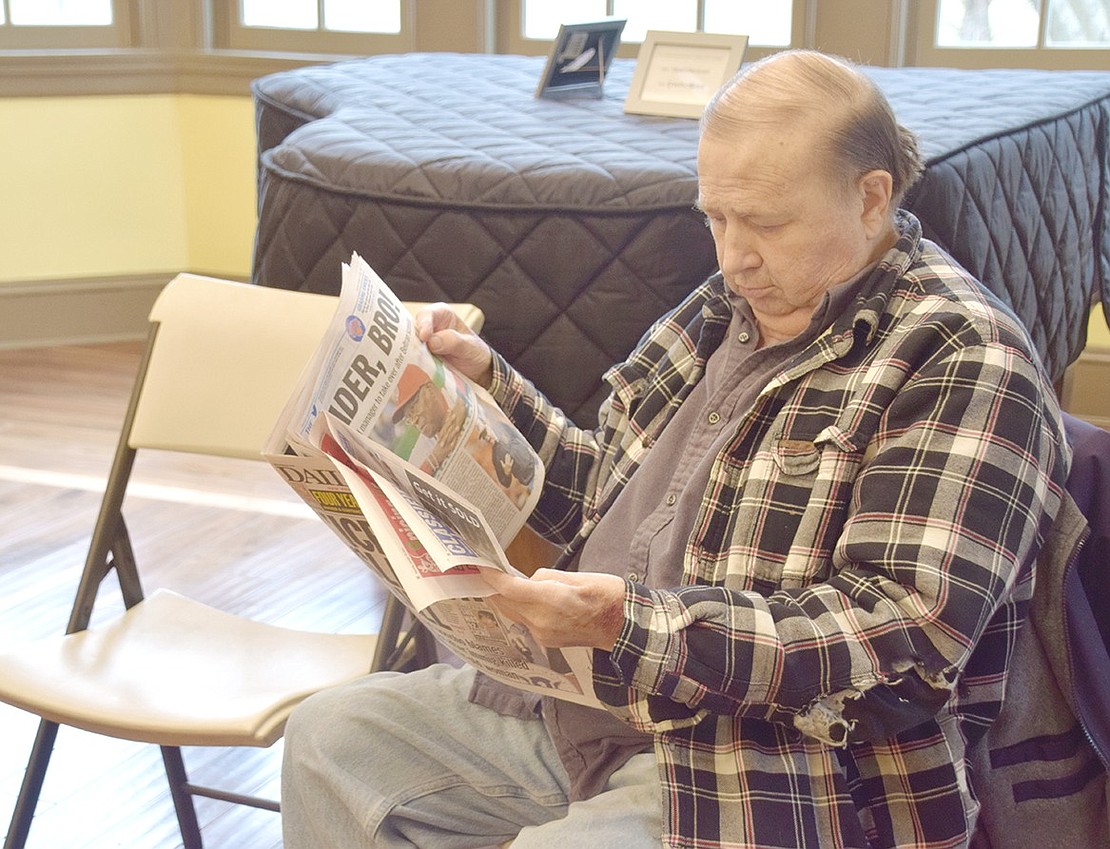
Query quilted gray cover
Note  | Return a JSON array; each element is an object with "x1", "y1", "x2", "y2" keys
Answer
[{"x1": 252, "y1": 54, "x2": 1110, "y2": 424}]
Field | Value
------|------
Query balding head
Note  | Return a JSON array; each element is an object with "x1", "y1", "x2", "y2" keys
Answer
[{"x1": 703, "y1": 51, "x2": 923, "y2": 208}]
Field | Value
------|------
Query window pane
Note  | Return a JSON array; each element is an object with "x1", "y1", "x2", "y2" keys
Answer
[
  {"x1": 324, "y1": 0, "x2": 401, "y2": 34},
  {"x1": 704, "y1": 0, "x2": 792, "y2": 46},
  {"x1": 935, "y1": 0, "x2": 1041, "y2": 47},
  {"x1": 1046, "y1": 0, "x2": 1110, "y2": 46},
  {"x1": 241, "y1": 0, "x2": 317, "y2": 30},
  {"x1": 10, "y1": 0, "x2": 112, "y2": 26},
  {"x1": 612, "y1": 0, "x2": 696, "y2": 42},
  {"x1": 523, "y1": 1, "x2": 606, "y2": 39}
]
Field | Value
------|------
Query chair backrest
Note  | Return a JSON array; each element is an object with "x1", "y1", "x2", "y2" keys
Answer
[
  {"x1": 1062, "y1": 411, "x2": 1110, "y2": 647},
  {"x1": 128, "y1": 274, "x2": 339, "y2": 460}
]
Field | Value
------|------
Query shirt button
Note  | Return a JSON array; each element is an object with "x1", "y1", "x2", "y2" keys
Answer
[
  {"x1": 665, "y1": 493, "x2": 677, "y2": 506},
  {"x1": 707, "y1": 411, "x2": 721, "y2": 425},
  {"x1": 627, "y1": 572, "x2": 641, "y2": 583},
  {"x1": 738, "y1": 331, "x2": 751, "y2": 343}
]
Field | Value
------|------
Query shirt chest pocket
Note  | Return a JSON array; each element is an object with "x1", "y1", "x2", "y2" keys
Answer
[{"x1": 726, "y1": 424, "x2": 863, "y2": 591}]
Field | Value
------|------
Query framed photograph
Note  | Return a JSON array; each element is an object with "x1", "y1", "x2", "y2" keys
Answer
[
  {"x1": 624, "y1": 31, "x2": 749, "y2": 119},
  {"x1": 535, "y1": 18, "x2": 627, "y2": 99}
]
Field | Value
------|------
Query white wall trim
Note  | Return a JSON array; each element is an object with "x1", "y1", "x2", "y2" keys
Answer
[{"x1": 0, "y1": 273, "x2": 173, "y2": 350}]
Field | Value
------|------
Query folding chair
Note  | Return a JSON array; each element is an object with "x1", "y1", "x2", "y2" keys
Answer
[{"x1": 0, "y1": 273, "x2": 482, "y2": 849}]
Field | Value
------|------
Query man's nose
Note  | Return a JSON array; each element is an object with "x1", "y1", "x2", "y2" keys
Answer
[{"x1": 719, "y1": 229, "x2": 761, "y2": 274}]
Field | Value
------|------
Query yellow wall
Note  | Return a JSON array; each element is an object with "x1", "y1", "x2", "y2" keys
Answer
[
  {"x1": 177, "y1": 95, "x2": 259, "y2": 276},
  {"x1": 0, "y1": 94, "x2": 256, "y2": 283},
  {"x1": 1090, "y1": 303, "x2": 1110, "y2": 349},
  {"x1": 0, "y1": 92, "x2": 1107, "y2": 351}
]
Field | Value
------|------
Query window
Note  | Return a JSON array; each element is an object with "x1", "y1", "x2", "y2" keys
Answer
[
  {"x1": 220, "y1": 0, "x2": 411, "y2": 53},
  {"x1": 937, "y1": 0, "x2": 1108, "y2": 48},
  {"x1": 240, "y1": 0, "x2": 400, "y2": 35},
  {"x1": 916, "y1": 0, "x2": 1110, "y2": 68},
  {"x1": 513, "y1": 0, "x2": 801, "y2": 56},
  {"x1": 0, "y1": 0, "x2": 130, "y2": 48},
  {"x1": 7, "y1": 0, "x2": 112, "y2": 25},
  {"x1": 2, "y1": 0, "x2": 483, "y2": 97}
]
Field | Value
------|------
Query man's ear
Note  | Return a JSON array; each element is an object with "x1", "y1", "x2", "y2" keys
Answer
[{"x1": 858, "y1": 170, "x2": 894, "y2": 238}]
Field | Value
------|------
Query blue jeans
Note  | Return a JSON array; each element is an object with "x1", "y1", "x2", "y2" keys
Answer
[{"x1": 281, "y1": 663, "x2": 663, "y2": 848}]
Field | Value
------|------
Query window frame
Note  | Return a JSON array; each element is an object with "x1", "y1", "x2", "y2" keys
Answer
[
  {"x1": 498, "y1": 0, "x2": 814, "y2": 61},
  {"x1": 214, "y1": 0, "x2": 415, "y2": 54},
  {"x1": 7, "y1": 0, "x2": 1108, "y2": 99},
  {"x1": 0, "y1": 0, "x2": 133, "y2": 49},
  {"x1": 910, "y1": 0, "x2": 1110, "y2": 70},
  {"x1": 0, "y1": 0, "x2": 432, "y2": 97}
]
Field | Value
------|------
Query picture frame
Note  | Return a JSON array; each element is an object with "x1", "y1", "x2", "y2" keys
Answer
[
  {"x1": 623, "y1": 31, "x2": 749, "y2": 119},
  {"x1": 535, "y1": 18, "x2": 627, "y2": 100}
]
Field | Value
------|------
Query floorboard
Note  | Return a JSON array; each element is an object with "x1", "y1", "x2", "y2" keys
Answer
[{"x1": 0, "y1": 341, "x2": 389, "y2": 848}]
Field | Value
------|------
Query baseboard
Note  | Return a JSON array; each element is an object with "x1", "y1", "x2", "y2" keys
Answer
[{"x1": 0, "y1": 273, "x2": 177, "y2": 350}]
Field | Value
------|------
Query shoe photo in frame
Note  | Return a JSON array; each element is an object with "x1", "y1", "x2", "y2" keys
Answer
[{"x1": 535, "y1": 18, "x2": 627, "y2": 99}]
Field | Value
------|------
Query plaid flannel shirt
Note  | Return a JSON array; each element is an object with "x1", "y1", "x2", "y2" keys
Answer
[{"x1": 487, "y1": 213, "x2": 1069, "y2": 848}]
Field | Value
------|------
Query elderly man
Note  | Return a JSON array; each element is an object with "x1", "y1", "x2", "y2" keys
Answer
[{"x1": 282, "y1": 50, "x2": 1068, "y2": 848}]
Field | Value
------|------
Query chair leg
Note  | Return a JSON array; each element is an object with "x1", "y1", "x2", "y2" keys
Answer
[
  {"x1": 413, "y1": 621, "x2": 438, "y2": 669},
  {"x1": 372, "y1": 595, "x2": 409, "y2": 671},
  {"x1": 160, "y1": 746, "x2": 204, "y2": 849},
  {"x1": 3, "y1": 719, "x2": 60, "y2": 849},
  {"x1": 372, "y1": 597, "x2": 439, "y2": 672}
]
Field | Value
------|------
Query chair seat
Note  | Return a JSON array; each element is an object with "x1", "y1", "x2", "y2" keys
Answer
[{"x1": 0, "y1": 589, "x2": 378, "y2": 747}]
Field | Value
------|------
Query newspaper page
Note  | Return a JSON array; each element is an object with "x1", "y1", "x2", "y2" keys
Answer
[
  {"x1": 264, "y1": 254, "x2": 601, "y2": 707},
  {"x1": 273, "y1": 424, "x2": 601, "y2": 707},
  {"x1": 267, "y1": 450, "x2": 411, "y2": 606},
  {"x1": 268, "y1": 252, "x2": 543, "y2": 548}
]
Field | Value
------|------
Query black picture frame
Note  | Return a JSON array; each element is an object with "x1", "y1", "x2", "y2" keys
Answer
[{"x1": 535, "y1": 18, "x2": 627, "y2": 100}]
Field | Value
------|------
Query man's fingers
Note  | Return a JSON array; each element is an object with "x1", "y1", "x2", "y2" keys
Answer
[
  {"x1": 415, "y1": 316, "x2": 493, "y2": 387},
  {"x1": 413, "y1": 302, "x2": 462, "y2": 341}
]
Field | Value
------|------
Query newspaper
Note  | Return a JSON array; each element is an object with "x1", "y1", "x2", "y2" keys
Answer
[
  {"x1": 270, "y1": 253, "x2": 543, "y2": 548},
  {"x1": 265, "y1": 253, "x2": 600, "y2": 708}
]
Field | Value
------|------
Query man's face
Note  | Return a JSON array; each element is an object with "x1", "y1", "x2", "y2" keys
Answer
[
  {"x1": 404, "y1": 384, "x2": 446, "y2": 437},
  {"x1": 696, "y1": 124, "x2": 881, "y2": 335}
]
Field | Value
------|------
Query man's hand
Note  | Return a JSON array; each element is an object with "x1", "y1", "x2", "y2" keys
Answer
[
  {"x1": 483, "y1": 569, "x2": 626, "y2": 651},
  {"x1": 414, "y1": 303, "x2": 494, "y2": 388}
]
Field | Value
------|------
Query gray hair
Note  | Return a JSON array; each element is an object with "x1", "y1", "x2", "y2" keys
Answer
[{"x1": 702, "y1": 50, "x2": 923, "y2": 206}]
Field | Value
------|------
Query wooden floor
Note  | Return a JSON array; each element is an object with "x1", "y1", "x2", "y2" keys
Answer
[{"x1": 0, "y1": 341, "x2": 391, "y2": 848}]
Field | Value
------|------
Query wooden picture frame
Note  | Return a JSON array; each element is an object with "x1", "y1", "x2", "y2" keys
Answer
[
  {"x1": 623, "y1": 31, "x2": 749, "y2": 119},
  {"x1": 535, "y1": 18, "x2": 627, "y2": 99}
]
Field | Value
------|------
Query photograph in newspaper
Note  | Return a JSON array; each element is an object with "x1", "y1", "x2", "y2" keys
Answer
[{"x1": 266, "y1": 252, "x2": 544, "y2": 548}]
